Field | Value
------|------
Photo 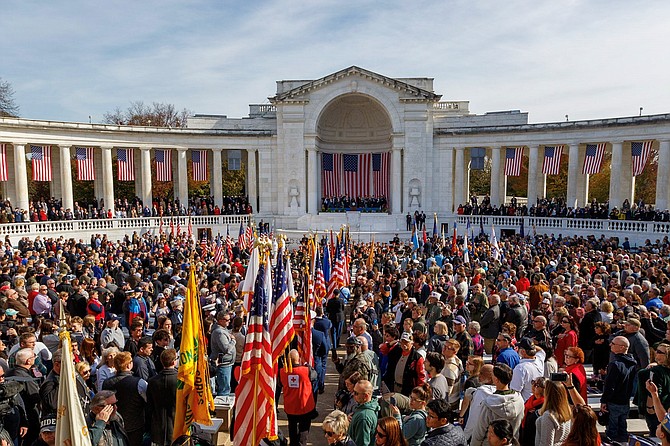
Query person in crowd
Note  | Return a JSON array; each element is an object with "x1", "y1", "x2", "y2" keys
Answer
[
  {"x1": 39, "y1": 349, "x2": 91, "y2": 415},
  {"x1": 87, "y1": 390, "x2": 130, "y2": 446},
  {"x1": 638, "y1": 340, "x2": 670, "y2": 433},
  {"x1": 519, "y1": 376, "x2": 545, "y2": 446},
  {"x1": 131, "y1": 336, "x2": 156, "y2": 381},
  {"x1": 388, "y1": 331, "x2": 425, "y2": 395},
  {"x1": 374, "y1": 416, "x2": 408, "y2": 446},
  {"x1": 279, "y1": 349, "x2": 316, "y2": 446},
  {"x1": 555, "y1": 315, "x2": 579, "y2": 368},
  {"x1": 563, "y1": 346, "x2": 588, "y2": 403},
  {"x1": 336, "y1": 371, "x2": 363, "y2": 416},
  {"x1": 326, "y1": 289, "x2": 346, "y2": 349},
  {"x1": 322, "y1": 410, "x2": 356, "y2": 446},
  {"x1": 391, "y1": 383, "x2": 429, "y2": 446},
  {"x1": 495, "y1": 333, "x2": 520, "y2": 370},
  {"x1": 7, "y1": 348, "x2": 41, "y2": 445},
  {"x1": 601, "y1": 335, "x2": 637, "y2": 443},
  {"x1": 561, "y1": 404, "x2": 600, "y2": 446},
  {"x1": 441, "y1": 339, "x2": 464, "y2": 414},
  {"x1": 210, "y1": 310, "x2": 236, "y2": 396},
  {"x1": 592, "y1": 321, "x2": 612, "y2": 376},
  {"x1": 534, "y1": 380, "x2": 572, "y2": 445},
  {"x1": 100, "y1": 315, "x2": 125, "y2": 350},
  {"x1": 457, "y1": 356, "x2": 485, "y2": 426},
  {"x1": 424, "y1": 351, "x2": 448, "y2": 400},
  {"x1": 487, "y1": 419, "x2": 520, "y2": 446},
  {"x1": 510, "y1": 338, "x2": 545, "y2": 400},
  {"x1": 480, "y1": 294, "x2": 501, "y2": 354},
  {"x1": 96, "y1": 346, "x2": 119, "y2": 392},
  {"x1": 347, "y1": 379, "x2": 378, "y2": 446},
  {"x1": 335, "y1": 336, "x2": 371, "y2": 391},
  {"x1": 146, "y1": 348, "x2": 178, "y2": 446},
  {"x1": 312, "y1": 312, "x2": 330, "y2": 395},
  {"x1": 427, "y1": 320, "x2": 448, "y2": 354},
  {"x1": 421, "y1": 398, "x2": 467, "y2": 446},
  {"x1": 616, "y1": 316, "x2": 651, "y2": 369},
  {"x1": 578, "y1": 298, "x2": 602, "y2": 363}
]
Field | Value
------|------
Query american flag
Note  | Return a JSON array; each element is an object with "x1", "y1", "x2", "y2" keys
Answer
[
  {"x1": 342, "y1": 229, "x2": 351, "y2": 286},
  {"x1": 31, "y1": 145, "x2": 52, "y2": 181},
  {"x1": 245, "y1": 225, "x2": 254, "y2": 248},
  {"x1": 155, "y1": 149, "x2": 172, "y2": 182},
  {"x1": 326, "y1": 241, "x2": 345, "y2": 298},
  {"x1": 270, "y1": 248, "x2": 295, "y2": 362},
  {"x1": 314, "y1": 255, "x2": 326, "y2": 301},
  {"x1": 170, "y1": 218, "x2": 175, "y2": 237},
  {"x1": 343, "y1": 153, "x2": 371, "y2": 198},
  {"x1": 159, "y1": 216, "x2": 164, "y2": 235},
  {"x1": 75, "y1": 147, "x2": 95, "y2": 181},
  {"x1": 322, "y1": 153, "x2": 341, "y2": 197},
  {"x1": 187, "y1": 216, "x2": 193, "y2": 241},
  {"x1": 238, "y1": 222, "x2": 248, "y2": 250},
  {"x1": 542, "y1": 145, "x2": 564, "y2": 175},
  {"x1": 213, "y1": 236, "x2": 225, "y2": 264},
  {"x1": 191, "y1": 150, "x2": 208, "y2": 181},
  {"x1": 233, "y1": 258, "x2": 278, "y2": 446},
  {"x1": 293, "y1": 269, "x2": 313, "y2": 366},
  {"x1": 583, "y1": 143, "x2": 607, "y2": 175},
  {"x1": 117, "y1": 148, "x2": 135, "y2": 181},
  {"x1": 225, "y1": 225, "x2": 233, "y2": 260},
  {"x1": 177, "y1": 219, "x2": 182, "y2": 236},
  {"x1": 0, "y1": 144, "x2": 7, "y2": 182},
  {"x1": 504, "y1": 147, "x2": 523, "y2": 176},
  {"x1": 632, "y1": 141, "x2": 653, "y2": 177},
  {"x1": 372, "y1": 152, "x2": 390, "y2": 198},
  {"x1": 322, "y1": 244, "x2": 331, "y2": 285}
]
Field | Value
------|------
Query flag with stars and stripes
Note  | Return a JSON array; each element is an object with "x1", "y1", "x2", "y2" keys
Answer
[
  {"x1": 542, "y1": 145, "x2": 564, "y2": 175},
  {"x1": 76, "y1": 147, "x2": 95, "y2": 181},
  {"x1": 31, "y1": 145, "x2": 52, "y2": 181},
  {"x1": 504, "y1": 147, "x2": 523, "y2": 177},
  {"x1": 631, "y1": 141, "x2": 653, "y2": 176},
  {"x1": 583, "y1": 143, "x2": 606, "y2": 174},
  {"x1": 117, "y1": 148, "x2": 134, "y2": 181}
]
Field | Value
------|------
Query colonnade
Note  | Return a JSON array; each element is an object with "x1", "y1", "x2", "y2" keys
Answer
[
  {"x1": 451, "y1": 140, "x2": 670, "y2": 210},
  {"x1": 3, "y1": 144, "x2": 259, "y2": 213}
]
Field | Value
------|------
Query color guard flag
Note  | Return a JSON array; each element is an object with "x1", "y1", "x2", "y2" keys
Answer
[
  {"x1": 491, "y1": 225, "x2": 501, "y2": 261},
  {"x1": 117, "y1": 148, "x2": 135, "y2": 181},
  {"x1": 31, "y1": 145, "x2": 52, "y2": 181},
  {"x1": 631, "y1": 141, "x2": 653, "y2": 176},
  {"x1": 191, "y1": 149, "x2": 208, "y2": 181},
  {"x1": 505, "y1": 147, "x2": 523, "y2": 176},
  {"x1": 271, "y1": 248, "x2": 295, "y2": 362},
  {"x1": 542, "y1": 145, "x2": 564, "y2": 175},
  {"x1": 0, "y1": 144, "x2": 7, "y2": 182},
  {"x1": 241, "y1": 246, "x2": 260, "y2": 312},
  {"x1": 583, "y1": 143, "x2": 606, "y2": 175},
  {"x1": 75, "y1": 147, "x2": 95, "y2": 181}
]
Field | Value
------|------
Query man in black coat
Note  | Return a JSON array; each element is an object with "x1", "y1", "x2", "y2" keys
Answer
[
  {"x1": 578, "y1": 298, "x2": 602, "y2": 364},
  {"x1": 146, "y1": 348, "x2": 178, "y2": 446},
  {"x1": 7, "y1": 348, "x2": 42, "y2": 446},
  {"x1": 326, "y1": 289, "x2": 346, "y2": 348}
]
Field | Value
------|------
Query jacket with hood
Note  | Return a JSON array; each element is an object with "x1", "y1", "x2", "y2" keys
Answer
[
  {"x1": 602, "y1": 352, "x2": 637, "y2": 406},
  {"x1": 395, "y1": 409, "x2": 427, "y2": 446},
  {"x1": 470, "y1": 389, "x2": 524, "y2": 446},
  {"x1": 347, "y1": 398, "x2": 379, "y2": 446}
]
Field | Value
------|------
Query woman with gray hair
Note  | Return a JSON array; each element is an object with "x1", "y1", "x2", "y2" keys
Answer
[
  {"x1": 96, "y1": 346, "x2": 119, "y2": 391},
  {"x1": 322, "y1": 410, "x2": 356, "y2": 446}
]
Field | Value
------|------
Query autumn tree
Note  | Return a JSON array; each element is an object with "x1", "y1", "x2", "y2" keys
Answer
[
  {"x1": 0, "y1": 78, "x2": 19, "y2": 117},
  {"x1": 103, "y1": 101, "x2": 191, "y2": 128}
]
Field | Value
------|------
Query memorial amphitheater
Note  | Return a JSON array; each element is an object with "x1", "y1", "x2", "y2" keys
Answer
[{"x1": 1, "y1": 65, "x2": 670, "y2": 244}]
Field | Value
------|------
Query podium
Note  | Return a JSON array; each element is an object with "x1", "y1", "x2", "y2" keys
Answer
[{"x1": 214, "y1": 395, "x2": 235, "y2": 432}]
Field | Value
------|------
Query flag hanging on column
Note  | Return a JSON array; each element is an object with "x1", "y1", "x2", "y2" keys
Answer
[
  {"x1": 582, "y1": 143, "x2": 606, "y2": 174},
  {"x1": 234, "y1": 257, "x2": 277, "y2": 446},
  {"x1": 504, "y1": 147, "x2": 523, "y2": 176},
  {"x1": 117, "y1": 148, "x2": 135, "y2": 181},
  {"x1": 322, "y1": 153, "x2": 342, "y2": 198},
  {"x1": 343, "y1": 153, "x2": 371, "y2": 198},
  {"x1": 156, "y1": 149, "x2": 173, "y2": 182},
  {"x1": 542, "y1": 145, "x2": 564, "y2": 175},
  {"x1": 191, "y1": 149, "x2": 208, "y2": 181},
  {"x1": 75, "y1": 147, "x2": 95, "y2": 181},
  {"x1": 372, "y1": 152, "x2": 390, "y2": 198},
  {"x1": 31, "y1": 145, "x2": 52, "y2": 181},
  {"x1": 631, "y1": 141, "x2": 653, "y2": 176},
  {"x1": 0, "y1": 144, "x2": 7, "y2": 182},
  {"x1": 270, "y1": 248, "x2": 295, "y2": 362}
]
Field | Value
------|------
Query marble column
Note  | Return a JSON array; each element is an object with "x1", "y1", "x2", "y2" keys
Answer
[
  {"x1": 246, "y1": 148, "x2": 258, "y2": 213},
  {"x1": 211, "y1": 148, "x2": 223, "y2": 208},
  {"x1": 13, "y1": 144, "x2": 29, "y2": 211},
  {"x1": 527, "y1": 145, "x2": 540, "y2": 206},
  {"x1": 59, "y1": 145, "x2": 74, "y2": 211},
  {"x1": 454, "y1": 147, "x2": 465, "y2": 207},
  {"x1": 175, "y1": 148, "x2": 188, "y2": 210},
  {"x1": 139, "y1": 147, "x2": 152, "y2": 209},
  {"x1": 656, "y1": 140, "x2": 670, "y2": 210},
  {"x1": 306, "y1": 147, "x2": 317, "y2": 214},
  {"x1": 609, "y1": 141, "x2": 624, "y2": 209},
  {"x1": 566, "y1": 143, "x2": 580, "y2": 208},
  {"x1": 100, "y1": 146, "x2": 115, "y2": 214},
  {"x1": 490, "y1": 147, "x2": 506, "y2": 206},
  {"x1": 391, "y1": 147, "x2": 402, "y2": 214}
]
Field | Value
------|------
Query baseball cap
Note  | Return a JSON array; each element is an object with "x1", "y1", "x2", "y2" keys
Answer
[
  {"x1": 453, "y1": 315, "x2": 467, "y2": 325},
  {"x1": 430, "y1": 291, "x2": 441, "y2": 299},
  {"x1": 346, "y1": 336, "x2": 362, "y2": 346},
  {"x1": 400, "y1": 332, "x2": 412, "y2": 342},
  {"x1": 407, "y1": 298, "x2": 418, "y2": 305},
  {"x1": 625, "y1": 317, "x2": 641, "y2": 328},
  {"x1": 40, "y1": 414, "x2": 57, "y2": 432},
  {"x1": 5, "y1": 309, "x2": 18, "y2": 316},
  {"x1": 518, "y1": 337, "x2": 535, "y2": 351}
]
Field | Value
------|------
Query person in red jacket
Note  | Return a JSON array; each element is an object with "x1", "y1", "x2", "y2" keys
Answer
[{"x1": 280, "y1": 349, "x2": 316, "y2": 446}]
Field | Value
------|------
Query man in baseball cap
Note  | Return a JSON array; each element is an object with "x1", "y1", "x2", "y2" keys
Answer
[{"x1": 37, "y1": 414, "x2": 56, "y2": 446}]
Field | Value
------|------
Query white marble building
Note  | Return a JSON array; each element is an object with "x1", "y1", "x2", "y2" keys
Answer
[{"x1": 1, "y1": 66, "x2": 670, "y2": 241}]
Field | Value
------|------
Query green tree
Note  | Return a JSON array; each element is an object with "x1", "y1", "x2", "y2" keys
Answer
[
  {"x1": 469, "y1": 157, "x2": 491, "y2": 196},
  {"x1": 0, "y1": 78, "x2": 19, "y2": 117}
]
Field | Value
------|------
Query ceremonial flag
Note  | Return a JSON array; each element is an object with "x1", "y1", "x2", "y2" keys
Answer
[
  {"x1": 159, "y1": 216, "x2": 164, "y2": 235},
  {"x1": 463, "y1": 219, "x2": 470, "y2": 264},
  {"x1": 55, "y1": 316, "x2": 90, "y2": 446},
  {"x1": 322, "y1": 153, "x2": 342, "y2": 198},
  {"x1": 322, "y1": 243, "x2": 331, "y2": 284},
  {"x1": 0, "y1": 144, "x2": 8, "y2": 181},
  {"x1": 491, "y1": 225, "x2": 502, "y2": 262},
  {"x1": 156, "y1": 149, "x2": 172, "y2": 181},
  {"x1": 411, "y1": 225, "x2": 419, "y2": 251},
  {"x1": 177, "y1": 219, "x2": 181, "y2": 236},
  {"x1": 366, "y1": 239, "x2": 375, "y2": 270},
  {"x1": 213, "y1": 236, "x2": 225, "y2": 264},
  {"x1": 432, "y1": 214, "x2": 438, "y2": 239},
  {"x1": 225, "y1": 225, "x2": 233, "y2": 260},
  {"x1": 583, "y1": 143, "x2": 606, "y2": 175},
  {"x1": 187, "y1": 216, "x2": 193, "y2": 241},
  {"x1": 234, "y1": 257, "x2": 277, "y2": 446},
  {"x1": 372, "y1": 152, "x2": 390, "y2": 198},
  {"x1": 343, "y1": 153, "x2": 371, "y2": 198},
  {"x1": 173, "y1": 266, "x2": 214, "y2": 440},
  {"x1": 191, "y1": 149, "x2": 208, "y2": 181},
  {"x1": 244, "y1": 224, "x2": 254, "y2": 249},
  {"x1": 314, "y1": 255, "x2": 327, "y2": 301},
  {"x1": 169, "y1": 217, "x2": 175, "y2": 237},
  {"x1": 31, "y1": 145, "x2": 52, "y2": 181},
  {"x1": 422, "y1": 225, "x2": 427, "y2": 245},
  {"x1": 542, "y1": 145, "x2": 564, "y2": 175},
  {"x1": 326, "y1": 241, "x2": 343, "y2": 299},
  {"x1": 520, "y1": 218, "x2": 525, "y2": 238},
  {"x1": 451, "y1": 222, "x2": 458, "y2": 254},
  {"x1": 117, "y1": 148, "x2": 134, "y2": 181},
  {"x1": 505, "y1": 147, "x2": 523, "y2": 176},
  {"x1": 343, "y1": 228, "x2": 351, "y2": 286},
  {"x1": 238, "y1": 222, "x2": 247, "y2": 250},
  {"x1": 75, "y1": 147, "x2": 95, "y2": 181},
  {"x1": 271, "y1": 248, "x2": 295, "y2": 362},
  {"x1": 632, "y1": 141, "x2": 653, "y2": 176},
  {"x1": 292, "y1": 270, "x2": 313, "y2": 366},
  {"x1": 241, "y1": 247, "x2": 260, "y2": 313}
]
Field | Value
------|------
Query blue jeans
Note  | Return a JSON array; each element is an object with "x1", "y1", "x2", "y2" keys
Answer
[
  {"x1": 215, "y1": 365, "x2": 232, "y2": 396},
  {"x1": 331, "y1": 320, "x2": 345, "y2": 348},
  {"x1": 314, "y1": 356, "x2": 326, "y2": 392},
  {"x1": 606, "y1": 402, "x2": 630, "y2": 442}
]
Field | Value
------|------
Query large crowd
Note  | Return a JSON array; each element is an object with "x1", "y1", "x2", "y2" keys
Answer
[
  {"x1": 0, "y1": 195, "x2": 252, "y2": 223},
  {"x1": 1, "y1": 226, "x2": 670, "y2": 446}
]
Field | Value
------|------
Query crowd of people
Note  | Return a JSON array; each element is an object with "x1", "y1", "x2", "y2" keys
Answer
[
  {"x1": 457, "y1": 195, "x2": 670, "y2": 222},
  {"x1": 0, "y1": 224, "x2": 670, "y2": 445},
  {"x1": 321, "y1": 196, "x2": 388, "y2": 213},
  {"x1": 0, "y1": 195, "x2": 252, "y2": 223}
]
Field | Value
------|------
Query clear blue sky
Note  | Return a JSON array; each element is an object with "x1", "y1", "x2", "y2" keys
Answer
[{"x1": 2, "y1": 0, "x2": 669, "y2": 124}]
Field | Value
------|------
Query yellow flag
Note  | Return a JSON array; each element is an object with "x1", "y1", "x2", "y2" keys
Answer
[
  {"x1": 173, "y1": 265, "x2": 213, "y2": 440},
  {"x1": 55, "y1": 329, "x2": 90, "y2": 446}
]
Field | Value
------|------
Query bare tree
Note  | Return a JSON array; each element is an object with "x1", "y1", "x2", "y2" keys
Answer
[
  {"x1": 103, "y1": 101, "x2": 191, "y2": 127},
  {"x1": 0, "y1": 78, "x2": 20, "y2": 117}
]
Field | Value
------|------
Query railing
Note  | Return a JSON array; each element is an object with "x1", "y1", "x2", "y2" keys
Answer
[
  {"x1": 0, "y1": 215, "x2": 250, "y2": 238},
  {"x1": 456, "y1": 215, "x2": 670, "y2": 236}
]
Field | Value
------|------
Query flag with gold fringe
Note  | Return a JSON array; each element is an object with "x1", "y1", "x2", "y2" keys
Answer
[{"x1": 173, "y1": 265, "x2": 214, "y2": 441}]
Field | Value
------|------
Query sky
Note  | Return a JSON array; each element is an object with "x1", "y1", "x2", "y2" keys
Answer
[{"x1": 2, "y1": 0, "x2": 669, "y2": 124}]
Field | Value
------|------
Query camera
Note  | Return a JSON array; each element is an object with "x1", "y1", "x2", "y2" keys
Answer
[{"x1": 550, "y1": 372, "x2": 568, "y2": 382}]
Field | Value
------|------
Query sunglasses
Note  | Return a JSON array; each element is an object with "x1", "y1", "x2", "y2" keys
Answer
[
  {"x1": 324, "y1": 431, "x2": 336, "y2": 437},
  {"x1": 376, "y1": 430, "x2": 387, "y2": 438}
]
